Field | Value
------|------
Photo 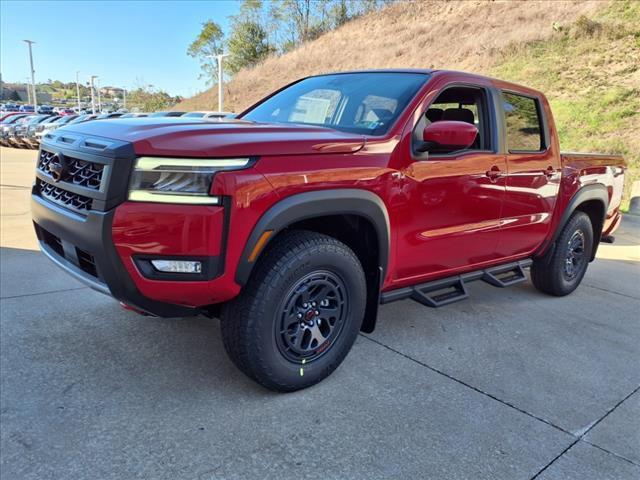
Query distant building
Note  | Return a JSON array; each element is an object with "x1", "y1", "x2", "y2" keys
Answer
[
  {"x1": 0, "y1": 83, "x2": 51, "y2": 103},
  {"x1": 99, "y1": 86, "x2": 124, "y2": 97}
]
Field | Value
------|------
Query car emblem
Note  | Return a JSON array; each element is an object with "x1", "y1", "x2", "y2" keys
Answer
[{"x1": 48, "y1": 153, "x2": 67, "y2": 182}]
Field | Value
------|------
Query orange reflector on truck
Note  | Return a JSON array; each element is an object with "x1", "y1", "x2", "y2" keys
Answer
[{"x1": 248, "y1": 230, "x2": 274, "y2": 262}]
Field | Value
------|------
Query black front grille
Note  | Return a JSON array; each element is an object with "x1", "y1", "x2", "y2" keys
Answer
[
  {"x1": 38, "y1": 149, "x2": 104, "y2": 190},
  {"x1": 37, "y1": 179, "x2": 93, "y2": 212},
  {"x1": 36, "y1": 133, "x2": 136, "y2": 213}
]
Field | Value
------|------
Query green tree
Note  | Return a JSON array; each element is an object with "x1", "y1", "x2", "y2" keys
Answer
[
  {"x1": 126, "y1": 84, "x2": 181, "y2": 112},
  {"x1": 187, "y1": 20, "x2": 225, "y2": 84},
  {"x1": 328, "y1": 0, "x2": 350, "y2": 29},
  {"x1": 226, "y1": 1, "x2": 274, "y2": 74},
  {"x1": 227, "y1": 22, "x2": 274, "y2": 74}
]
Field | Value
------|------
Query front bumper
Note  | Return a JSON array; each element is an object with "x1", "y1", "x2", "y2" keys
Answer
[
  {"x1": 31, "y1": 132, "x2": 234, "y2": 317},
  {"x1": 8, "y1": 133, "x2": 28, "y2": 147},
  {"x1": 32, "y1": 194, "x2": 201, "y2": 317}
]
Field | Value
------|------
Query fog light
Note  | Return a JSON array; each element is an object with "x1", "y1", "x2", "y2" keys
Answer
[{"x1": 150, "y1": 260, "x2": 202, "y2": 274}]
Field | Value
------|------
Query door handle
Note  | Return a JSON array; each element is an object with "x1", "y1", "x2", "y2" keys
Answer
[
  {"x1": 544, "y1": 166, "x2": 555, "y2": 178},
  {"x1": 485, "y1": 165, "x2": 502, "y2": 181}
]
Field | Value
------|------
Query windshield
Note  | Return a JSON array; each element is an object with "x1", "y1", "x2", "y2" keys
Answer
[
  {"x1": 242, "y1": 72, "x2": 429, "y2": 135},
  {"x1": 182, "y1": 112, "x2": 205, "y2": 118},
  {"x1": 68, "y1": 115, "x2": 88, "y2": 124},
  {"x1": 27, "y1": 115, "x2": 48, "y2": 124},
  {"x1": 55, "y1": 116, "x2": 76, "y2": 124},
  {"x1": 2, "y1": 115, "x2": 25, "y2": 124}
]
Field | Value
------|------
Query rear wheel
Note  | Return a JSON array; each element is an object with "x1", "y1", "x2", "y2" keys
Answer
[
  {"x1": 221, "y1": 230, "x2": 366, "y2": 392},
  {"x1": 531, "y1": 211, "x2": 593, "y2": 296}
]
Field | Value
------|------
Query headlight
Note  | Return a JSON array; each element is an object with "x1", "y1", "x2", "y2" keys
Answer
[{"x1": 128, "y1": 156, "x2": 251, "y2": 204}]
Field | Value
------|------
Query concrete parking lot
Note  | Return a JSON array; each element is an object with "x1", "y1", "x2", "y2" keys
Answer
[{"x1": 1, "y1": 146, "x2": 639, "y2": 480}]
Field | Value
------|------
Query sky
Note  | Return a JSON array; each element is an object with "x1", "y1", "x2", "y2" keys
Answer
[{"x1": 0, "y1": 0, "x2": 241, "y2": 97}]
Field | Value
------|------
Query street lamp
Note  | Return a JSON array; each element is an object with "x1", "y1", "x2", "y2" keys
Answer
[
  {"x1": 88, "y1": 75, "x2": 98, "y2": 114},
  {"x1": 212, "y1": 53, "x2": 229, "y2": 113},
  {"x1": 76, "y1": 71, "x2": 81, "y2": 112},
  {"x1": 23, "y1": 40, "x2": 37, "y2": 112},
  {"x1": 96, "y1": 78, "x2": 101, "y2": 112}
]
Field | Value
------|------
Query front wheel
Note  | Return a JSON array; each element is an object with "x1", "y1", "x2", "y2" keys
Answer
[
  {"x1": 221, "y1": 230, "x2": 366, "y2": 392},
  {"x1": 531, "y1": 211, "x2": 593, "y2": 296}
]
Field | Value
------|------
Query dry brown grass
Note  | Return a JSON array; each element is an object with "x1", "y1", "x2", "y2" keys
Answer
[{"x1": 178, "y1": 0, "x2": 605, "y2": 112}]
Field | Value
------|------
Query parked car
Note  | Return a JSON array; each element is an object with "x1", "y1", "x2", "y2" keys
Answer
[
  {"x1": 31, "y1": 69, "x2": 626, "y2": 391},
  {"x1": 1, "y1": 115, "x2": 33, "y2": 146},
  {"x1": 95, "y1": 112, "x2": 124, "y2": 120},
  {"x1": 0, "y1": 114, "x2": 31, "y2": 146},
  {"x1": 30, "y1": 115, "x2": 79, "y2": 148},
  {"x1": 67, "y1": 113, "x2": 99, "y2": 124},
  {"x1": 57, "y1": 108, "x2": 76, "y2": 116},
  {"x1": 148, "y1": 111, "x2": 187, "y2": 117},
  {"x1": 119, "y1": 112, "x2": 149, "y2": 118},
  {"x1": 9, "y1": 114, "x2": 59, "y2": 148},
  {"x1": 0, "y1": 111, "x2": 29, "y2": 122},
  {"x1": 37, "y1": 105, "x2": 55, "y2": 114},
  {"x1": 19, "y1": 105, "x2": 35, "y2": 113},
  {"x1": 12, "y1": 115, "x2": 57, "y2": 148},
  {"x1": 1, "y1": 103, "x2": 20, "y2": 112},
  {"x1": 181, "y1": 111, "x2": 234, "y2": 120}
]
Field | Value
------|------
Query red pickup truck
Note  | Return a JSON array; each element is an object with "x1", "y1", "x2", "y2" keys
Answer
[{"x1": 31, "y1": 70, "x2": 625, "y2": 391}]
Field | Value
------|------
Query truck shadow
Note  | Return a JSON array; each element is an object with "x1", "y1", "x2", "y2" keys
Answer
[
  {"x1": 0, "y1": 246, "x2": 268, "y2": 398},
  {"x1": 2, "y1": 236, "x2": 638, "y2": 402}
]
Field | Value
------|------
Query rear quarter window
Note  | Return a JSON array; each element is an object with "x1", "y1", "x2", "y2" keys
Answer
[{"x1": 503, "y1": 92, "x2": 544, "y2": 152}]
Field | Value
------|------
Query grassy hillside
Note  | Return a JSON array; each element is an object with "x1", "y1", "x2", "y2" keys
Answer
[
  {"x1": 491, "y1": 1, "x2": 639, "y2": 204},
  {"x1": 178, "y1": 0, "x2": 639, "y2": 201}
]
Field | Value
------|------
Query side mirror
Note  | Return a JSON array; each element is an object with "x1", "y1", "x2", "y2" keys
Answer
[{"x1": 416, "y1": 120, "x2": 478, "y2": 153}]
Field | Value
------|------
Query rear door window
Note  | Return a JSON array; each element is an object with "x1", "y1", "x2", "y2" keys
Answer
[{"x1": 502, "y1": 92, "x2": 544, "y2": 152}]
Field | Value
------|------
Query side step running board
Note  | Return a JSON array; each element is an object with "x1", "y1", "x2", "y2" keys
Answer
[{"x1": 381, "y1": 259, "x2": 532, "y2": 308}]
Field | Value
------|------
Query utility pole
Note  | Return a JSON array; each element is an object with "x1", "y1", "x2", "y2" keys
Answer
[
  {"x1": 89, "y1": 75, "x2": 97, "y2": 114},
  {"x1": 215, "y1": 53, "x2": 229, "y2": 112},
  {"x1": 23, "y1": 40, "x2": 37, "y2": 111},
  {"x1": 76, "y1": 71, "x2": 81, "y2": 112}
]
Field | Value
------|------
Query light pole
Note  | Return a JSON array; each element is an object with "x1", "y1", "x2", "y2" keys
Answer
[
  {"x1": 23, "y1": 40, "x2": 37, "y2": 111},
  {"x1": 24, "y1": 77, "x2": 32, "y2": 104},
  {"x1": 215, "y1": 53, "x2": 229, "y2": 113},
  {"x1": 89, "y1": 75, "x2": 98, "y2": 114},
  {"x1": 96, "y1": 78, "x2": 101, "y2": 112},
  {"x1": 76, "y1": 71, "x2": 81, "y2": 112}
]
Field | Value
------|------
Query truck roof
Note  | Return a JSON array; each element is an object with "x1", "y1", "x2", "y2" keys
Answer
[{"x1": 308, "y1": 69, "x2": 544, "y2": 97}]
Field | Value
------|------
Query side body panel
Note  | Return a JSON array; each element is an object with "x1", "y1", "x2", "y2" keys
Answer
[{"x1": 537, "y1": 153, "x2": 625, "y2": 258}]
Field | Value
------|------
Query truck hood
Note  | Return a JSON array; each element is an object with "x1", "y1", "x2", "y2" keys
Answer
[{"x1": 60, "y1": 118, "x2": 366, "y2": 157}]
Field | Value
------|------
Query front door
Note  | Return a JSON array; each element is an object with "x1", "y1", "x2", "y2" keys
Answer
[{"x1": 394, "y1": 85, "x2": 506, "y2": 282}]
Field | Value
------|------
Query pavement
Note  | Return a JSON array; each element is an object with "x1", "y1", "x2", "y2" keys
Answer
[{"x1": 1, "y1": 146, "x2": 639, "y2": 480}]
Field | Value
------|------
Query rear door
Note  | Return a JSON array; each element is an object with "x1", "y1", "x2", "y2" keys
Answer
[{"x1": 496, "y1": 91, "x2": 560, "y2": 257}]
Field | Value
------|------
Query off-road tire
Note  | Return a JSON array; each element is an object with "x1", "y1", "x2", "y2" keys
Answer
[
  {"x1": 221, "y1": 230, "x2": 366, "y2": 392},
  {"x1": 531, "y1": 211, "x2": 593, "y2": 296}
]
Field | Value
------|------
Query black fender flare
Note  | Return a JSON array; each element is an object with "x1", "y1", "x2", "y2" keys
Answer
[
  {"x1": 235, "y1": 189, "x2": 391, "y2": 286},
  {"x1": 545, "y1": 184, "x2": 609, "y2": 261}
]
